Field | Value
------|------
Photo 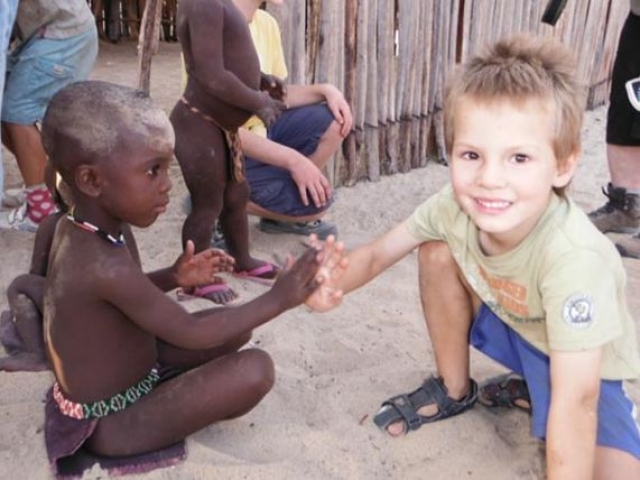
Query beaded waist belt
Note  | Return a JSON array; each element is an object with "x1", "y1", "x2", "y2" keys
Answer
[{"x1": 53, "y1": 368, "x2": 160, "y2": 420}]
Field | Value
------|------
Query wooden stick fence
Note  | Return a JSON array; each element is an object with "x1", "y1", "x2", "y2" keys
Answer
[
  {"x1": 119, "y1": 0, "x2": 625, "y2": 187},
  {"x1": 269, "y1": 0, "x2": 626, "y2": 187}
]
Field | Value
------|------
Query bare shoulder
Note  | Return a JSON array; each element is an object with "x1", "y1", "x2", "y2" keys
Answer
[{"x1": 48, "y1": 221, "x2": 143, "y2": 296}]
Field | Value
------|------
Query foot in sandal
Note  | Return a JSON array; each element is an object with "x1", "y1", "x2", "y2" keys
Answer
[{"x1": 373, "y1": 375, "x2": 479, "y2": 436}]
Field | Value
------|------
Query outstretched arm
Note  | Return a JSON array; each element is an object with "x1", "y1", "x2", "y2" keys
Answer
[
  {"x1": 106, "y1": 247, "x2": 327, "y2": 350},
  {"x1": 546, "y1": 348, "x2": 601, "y2": 480}
]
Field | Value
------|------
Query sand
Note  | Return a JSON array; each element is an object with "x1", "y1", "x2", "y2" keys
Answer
[{"x1": 0, "y1": 40, "x2": 639, "y2": 480}]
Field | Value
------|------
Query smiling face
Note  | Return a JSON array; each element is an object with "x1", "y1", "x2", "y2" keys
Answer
[{"x1": 450, "y1": 96, "x2": 577, "y2": 255}]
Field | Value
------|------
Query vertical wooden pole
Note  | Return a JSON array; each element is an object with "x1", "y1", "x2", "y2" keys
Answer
[
  {"x1": 343, "y1": 0, "x2": 357, "y2": 185},
  {"x1": 137, "y1": 0, "x2": 162, "y2": 94}
]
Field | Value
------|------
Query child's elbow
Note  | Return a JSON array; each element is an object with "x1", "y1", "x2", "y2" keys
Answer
[
  {"x1": 552, "y1": 377, "x2": 600, "y2": 416},
  {"x1": 578, "y1": 382, "x2": 600, "y2": 413}
]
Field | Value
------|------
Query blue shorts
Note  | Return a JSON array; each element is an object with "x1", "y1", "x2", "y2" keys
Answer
[
  {"x1": 0, "y1": 0, "x2": 18, "y2": 197},
  {"x1": 245, "y1": 104, "x2": 335, "y2": 217},
  {"x1": 2, "y1": 26, "x2": 98, "y2": 125},
  {"x1": 470, "y1": 304, "x2": 640, "y2": 458}
]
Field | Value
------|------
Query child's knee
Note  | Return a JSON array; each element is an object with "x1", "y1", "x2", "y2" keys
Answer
[
  {"x1": 324, "y1": 120, "x2": 343, "y2": 143},
  {"x1": 7, "y1": 274, "x2": 36, "y2": 296},
  {"x1": 189, "y1": 195, "x2": 223, "y2": 221},
  {"x1": 223, "y1": 181, "x2": 250, "y2": 210},
  {"x1": 240, "y1": 349, "x2": 275, "y2": 395},
  {"x1": 418, "y1": 241, "x2": 455, "y2": 271},
  {"x1": 8, "y1": 289, "x2": 37, "y2": 313}
]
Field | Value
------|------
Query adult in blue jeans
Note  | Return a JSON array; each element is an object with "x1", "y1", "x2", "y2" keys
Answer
[
  {"x1": 234, "y1": 0, "x2": 353, "y2": 240},
  {"x1": 0, "y1": 0, "x2": 19, "y2": 206},
  {"x1": 0, "y1": 1, "x2": 98, "y2": 232}
]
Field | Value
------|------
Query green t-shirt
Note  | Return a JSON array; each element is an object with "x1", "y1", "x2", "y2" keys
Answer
[{"x1": 407, "y1": 184, "x2": 640, "y2": 380}]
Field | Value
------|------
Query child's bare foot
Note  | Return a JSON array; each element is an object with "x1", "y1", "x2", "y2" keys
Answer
[
  {"x1": 177, "y1": 277, "x2": 239, "y2": 305},
  {"x1": 0, "y1": 352, "x2": 50, "y2": 372},
  {"x1": 233, "y1": 260, "x2": 280, "y2": 286},
  {"x1": 373, "y1": 376, "x2": 478, "y2": 436}
]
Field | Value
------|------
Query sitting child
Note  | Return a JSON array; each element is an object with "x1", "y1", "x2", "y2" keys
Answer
[
  {"x1": 308, "y1": 35, "x2": 640, "y2": 478},
  {"x1": 41, "y1": 80, "x2": 333, "y2": 478},
  {"x1": 170, "y1": 0, "x2": 286, "y2": 304},
  {"x1": 0, "y1": 164, "x2": 68, "y2": 372}
]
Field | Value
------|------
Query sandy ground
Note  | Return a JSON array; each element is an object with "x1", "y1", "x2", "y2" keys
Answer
[{"x1": 0, "y1": 40, "x2": 639, "y2": 480}]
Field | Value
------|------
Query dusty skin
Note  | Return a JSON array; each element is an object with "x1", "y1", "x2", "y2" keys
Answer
[{"x1": 0, "y1": 41, "x2": 639, "y2": 479}]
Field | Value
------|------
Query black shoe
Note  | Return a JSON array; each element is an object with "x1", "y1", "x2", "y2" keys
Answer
[{"x1": 258, "y1": 218, "x2": 338, "y2": 240}]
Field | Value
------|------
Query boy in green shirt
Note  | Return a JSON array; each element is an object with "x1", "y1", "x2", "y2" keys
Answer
[{"x1": 308, "y1": 35, "x2": 640, "y2": 479}]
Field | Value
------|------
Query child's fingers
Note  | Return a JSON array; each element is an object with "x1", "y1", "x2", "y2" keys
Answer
[
  {"x1": 211, "y1": 256, "x2": 234, "y2": 267},
  {"x1": 284, "y1": 254, "x2": 295, "y2": 271},
  {"x1": 184, "y1": 240, "x2": 195, "y2": 258},
  {"x1": 210, "y1": 248, "x2": 234, "y2": 261},
  {"x1": 306, "y1": 233, "x2": 325, "y2": 250},
  {"x1": 319, "y1": 238, "x2": 344, "y2": 271},
  {"x1": 292, "y1": 248, "x2": 321, "y2": 280}
]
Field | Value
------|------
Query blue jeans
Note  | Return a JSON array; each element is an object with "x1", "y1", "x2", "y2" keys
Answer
[
  {"x1": 244, "y1": 104, "x2": 335, "y2": 217},
  {"x1": 0, "y1": 0, "x2": 19, "y2": 201}
]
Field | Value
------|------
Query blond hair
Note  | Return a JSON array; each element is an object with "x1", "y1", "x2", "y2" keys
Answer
[{"x1": 444, "y1": 35, "x2": 584, "y2": 196}]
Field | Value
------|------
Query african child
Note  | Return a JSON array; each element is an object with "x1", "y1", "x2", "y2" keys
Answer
[
  {"x1": 0, "y1": 164, "x2": 68, "y2": 372},
  {"x1": 170, "y1": 0, "x2": 286, "y2": 304},
  {"x1": 41, "y1": 80, "x2": 334, "y2": 478}
]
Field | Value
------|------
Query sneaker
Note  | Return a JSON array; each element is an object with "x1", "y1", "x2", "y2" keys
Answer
[
  {"x1": 0, "y1": 203, "x2": 38, "y2": 232},
  {"x1": 258, "y1": 218, "x2": 338, "y2": 240},
  {"x1": 615, "y1": 233, "x2": 640, "y2": 260},
  {"x1": 2, "y1": 186, "x2": 26, "y2": 209},
  {"x1": 588, "y1": 183, "x2": 640, "y2": 234}
]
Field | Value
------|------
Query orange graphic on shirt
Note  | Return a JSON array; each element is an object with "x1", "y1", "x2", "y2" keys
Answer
[{"x1": 478, "y1": 266, "x2": 529, "y2": 317}]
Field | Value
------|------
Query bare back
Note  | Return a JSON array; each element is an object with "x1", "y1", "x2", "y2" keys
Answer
[{"x1": 178, "y1": 0, "x2": 263, "y2": 129}]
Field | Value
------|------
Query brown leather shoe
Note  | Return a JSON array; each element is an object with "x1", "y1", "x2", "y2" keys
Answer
[{"x1": 588, "y1": 183, "x2": 640, "y2": 234}]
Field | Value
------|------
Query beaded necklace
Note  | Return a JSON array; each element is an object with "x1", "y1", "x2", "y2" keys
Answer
[{"x1": 66, "y1": 209, "x2": 126, "y2": 247}]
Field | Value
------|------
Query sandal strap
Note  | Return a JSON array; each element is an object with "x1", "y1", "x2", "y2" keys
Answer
[
  {"x1": 414, "y1": 376, "x2": 478, "y2": 418},
  {"x1": 374, "y1": 376, "x2": 479, "y2": 433},
  {"x1": 378, "y1": 394, "x2": 423, "y2": 431}
]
